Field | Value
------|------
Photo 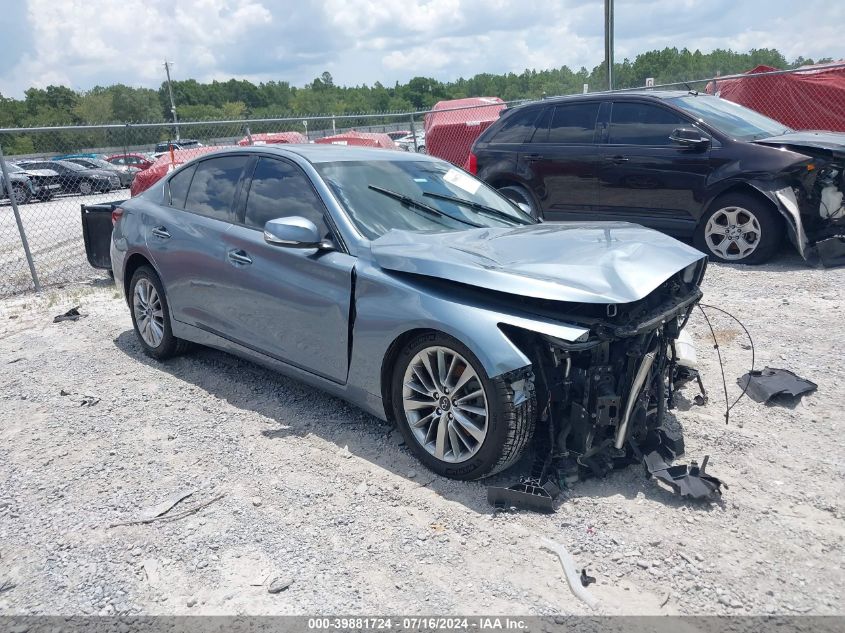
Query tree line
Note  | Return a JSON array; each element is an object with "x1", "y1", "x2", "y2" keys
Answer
[{"x1": 0, "y1": 47, "x2": 833, "y2": 154}]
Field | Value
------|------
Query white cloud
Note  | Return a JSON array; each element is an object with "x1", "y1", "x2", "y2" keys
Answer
[{"x1": 0, "y1": 0, "x2": 843, "y2": 98}]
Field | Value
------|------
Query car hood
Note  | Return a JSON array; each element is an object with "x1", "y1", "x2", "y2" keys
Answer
[
  {"x1": 371, "y1": 222, "x2": 706, "y2": 304},
  {"x1": 753, "y1": 131, "x2": 845, "y2": 157},
  {"x1": 15, "y1": 168, "x2": 56, "y2": 177}
]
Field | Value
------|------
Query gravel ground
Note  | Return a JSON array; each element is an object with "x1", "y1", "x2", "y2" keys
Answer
[{"x1": 0, "y1": 253, "x2": 843, "y2": 617}]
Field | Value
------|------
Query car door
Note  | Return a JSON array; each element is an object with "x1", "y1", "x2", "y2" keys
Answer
[
  {"x1": 220, "y1": 156, "x2": 355, "y2": 384},
  {"x1": 595, "y1": 100, "x2": 715, "y2": 235},
  {"x1": 145, "y1": 154, "x2": 250, "y2": 334},
  {"x1": 519, "y1": 101, "x2": 603, "y2": 220}
]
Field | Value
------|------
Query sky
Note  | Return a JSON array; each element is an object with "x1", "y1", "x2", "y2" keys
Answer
[{"x1": 1, "y1": 0, "x2": 843, "y2": 98}]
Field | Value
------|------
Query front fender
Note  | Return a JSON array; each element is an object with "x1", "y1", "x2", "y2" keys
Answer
[{"x1": 348, "y1": 262, "x2": 589, "y2": 412}]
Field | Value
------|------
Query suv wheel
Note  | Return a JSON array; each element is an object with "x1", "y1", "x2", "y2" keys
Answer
[
  {"x1": 391, "y1": 331, "x2": 535, "y2": 480},
  {"x1": 695, "y1": 193, "x2": 782, "y2": 264},
  {"x1": 129, "y1": 266, "x2": 189, "y2": 360},
  {"x1": 498, "y1": 185, "x2": 538, "y2": 218}
]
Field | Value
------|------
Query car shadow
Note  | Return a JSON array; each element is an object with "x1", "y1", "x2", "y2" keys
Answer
[{"x1": 112, "y1": 329, "x2": 723, "y2": 516}]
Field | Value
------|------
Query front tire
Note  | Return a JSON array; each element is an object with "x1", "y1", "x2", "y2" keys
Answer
[
  {"x1": 694, "y1": 193, "x2": 782, "y2": 264},
  {"x1": 129, "y1": 266, "x2": 189, "y2": 360},
  {"x1": 391, "y1": 331, "x2": 535, "y2": 480},
  {"x1": 78, "y1": 179, "x2": 94, "y2": 195},
  {"x1": 11, "y1": 183, "x2": 31, "y2": 205}
]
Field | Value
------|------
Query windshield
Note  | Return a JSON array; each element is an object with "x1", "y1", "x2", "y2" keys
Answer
[
  {"x1": 314, "y1": 159, "x2": 535, "y2": 239},
  {"x1": 52, "y1": 161, "x2": 84, "y2": 171},
  {"x1": 7, "y1": 163, "x2": 23, "y2": 173},
  {"x1": 84, "y1": 158, "x2": 116, "y2": 170},
  {"x1": 667, "y1": 95, "x2": 792, "y2": 141}
]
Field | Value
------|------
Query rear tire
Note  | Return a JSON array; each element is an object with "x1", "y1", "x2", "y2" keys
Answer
[
  {"x1": 694, "y1": 192, "x2": 782, "y2": 264},
  {"x1": 498, "y1": 185, "x2": 539, "y2": 218},
  {"x1": 128, "y1": 266, "x2": 189, "y2": 360},
  {"x1": 390, "y1": 331, "x2": 535, "y2": 480}
]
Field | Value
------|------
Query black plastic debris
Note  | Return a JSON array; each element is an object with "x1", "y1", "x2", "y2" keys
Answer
[
  {"x1": 644, "y1": 453, "x2": 725, "y2": 500},
  {"x1": 53, "y1": 307, "x2": 82, "y2": 323},
  {"x1": 737, "y1": 367, "x2": 818, "y2": 404},
  {"x1": 580, "y1": 569, "x2": 596, "y2": 587},
  {"x1": 487, "y1": 477, "x2": 560, "y2": 513}
]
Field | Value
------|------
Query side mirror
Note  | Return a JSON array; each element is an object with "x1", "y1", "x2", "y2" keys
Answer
[
  {"x1": 263, "y1": 216, "x2": 332, "y2": 250},
  {"x1": 670, "y1": 127, "x2": 710, "y2": 148}
]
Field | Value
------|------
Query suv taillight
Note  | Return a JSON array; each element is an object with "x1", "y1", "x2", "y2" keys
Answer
[
  {"x1": 466, "y1": 152, "x2": 478, "y2": 175},
  {"x1": 112, "y1": 207, "x2": 124, "y2": 226}
]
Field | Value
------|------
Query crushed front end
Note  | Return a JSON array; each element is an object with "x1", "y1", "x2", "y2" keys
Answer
[{"x1": 490, "y1": 259, "x2": 724, "y2": 510}]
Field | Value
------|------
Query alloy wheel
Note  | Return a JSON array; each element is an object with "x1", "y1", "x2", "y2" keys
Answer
[
  {"x1": 401, "y1": 346, "x2": 488, "y2": 463},
  {"x1": 133, "y1": 278, "x2": 165, "y2": 348},
  {"x1": 704, "y1": 206, "x2": 762, "y2": 261}
]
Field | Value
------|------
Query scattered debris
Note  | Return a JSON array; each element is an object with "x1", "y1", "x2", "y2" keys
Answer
[
  {"x1": 79, "y1": 395, "x2": 99, "y2": 407},
  {"x1": 540, "y1": 538, "x2": 599, "y2": 610},
  {"x1": 644, "y1": 453, "x2": 725, "y2": 500},
  {"x1": 580, "y1": 569, "x2": 596, "y2": 587},
  {"x1": 186, "y1": 596, "x2": 197, "y2": 607},
  {"x1": 660, "y1": 591, "x2": 672, "y2": 608},
  {"x1": 0, "y1": 578, "x2": 15, "y2": 594},
  {"x1": 251, "y1": 496, "x2": 262, "y2": 507},
  {"x1": 53, "y1": 307, "x2": 83, "y2": 323},
  {"x1": 60, "y1": 389, "x2": 71, "y2": 396},
  {"x1": 142, "y1": 559, "x2": 160, "y2": 585},
  {"x1": 737, "y1": 367, "x2": 818, "y2": 404},
  {"x1": 488, "y1": 477, "x2": 559, "y2": 513},
  {"x1": 139, "y1": 489, "x2": 196, "y2": 522},
  {"x1": 267, "y1": 576, "x2": 293, "y2": 594},
  {"x1": 337, "y1": 445, "x2": 352, "y2": 459},
  {"x1": 7, "y1": 358, "x2": 23, "y2": 364},
  {"x1": 109, "y1": 491, "x2": 225, "y2": 528}
]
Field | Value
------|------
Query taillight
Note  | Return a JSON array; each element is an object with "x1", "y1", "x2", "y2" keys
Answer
[
  {"x1": 112, "y1": 207, "x2": 124, "y2": 226},
  {"x1": 466, "y1": 152, "x2": 478, "y2": 175}
]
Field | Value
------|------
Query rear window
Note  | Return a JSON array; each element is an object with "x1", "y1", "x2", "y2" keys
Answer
[
  {"x1": 167, "y1": 164, "x2": 196, "y2": 209},
  {"x1": 488, "y1": 108, "x2": 541, "y2": 144},
  {"x1": 533, "y1": 103, "x2": 600, "y2": 144}
]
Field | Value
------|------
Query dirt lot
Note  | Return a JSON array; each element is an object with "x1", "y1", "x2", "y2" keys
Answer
[{"x1": 0, "y1": 254, "x2": 843, "y2": 617}]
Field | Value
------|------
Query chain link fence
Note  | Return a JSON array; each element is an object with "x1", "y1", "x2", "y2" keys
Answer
[{"x1": 2, "y1": 63, "x2": 844, "y2": 296}]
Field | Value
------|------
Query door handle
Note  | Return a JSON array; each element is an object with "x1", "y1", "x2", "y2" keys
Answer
[
  {"x1": 151, "y1": 226, "x2": 171, "y2": 239},
  {"x1": 227, "y1": 249, "x2": 253, "y2": 266},
  {"x1": 605, "y1": 155, "x2": 630, "y2": 163}
]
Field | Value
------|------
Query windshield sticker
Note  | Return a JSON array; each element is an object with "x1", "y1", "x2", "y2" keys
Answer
[
  {"x1": 443, "y1": 168, "x2": 481, "y2": 195},
  {"x1": 414, "y1": 178, "x2": 428, "y2": 183}
]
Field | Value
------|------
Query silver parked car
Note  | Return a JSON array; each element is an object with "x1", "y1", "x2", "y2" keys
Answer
[{"x1": 111, "y1": 145, "x2": 706, "y2": 481}]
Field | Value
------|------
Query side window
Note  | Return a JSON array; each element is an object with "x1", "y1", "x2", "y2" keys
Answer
[
  {"x1": 183, "y1": 155, "x2": 247, "y2": 221},
  {"x1": 489, "y1": 108, "x2": 541, "y2": 144},
  {"x1": 541, "y1": 103, "x2": 600, "y2": 144},
  {"x1": 608, "y1": 102, "x2": 689, "y2": 146},
  {"x1": 167, "y1": 163, "x2": 196, "y2": 209},
  {"x1": 243, "y1": 157, "x2": 328, "y2": 233}
]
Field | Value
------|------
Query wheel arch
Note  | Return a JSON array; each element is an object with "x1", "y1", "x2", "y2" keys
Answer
[{"x1": 122, "y1": 252, "x2": 157, "y2": 304}]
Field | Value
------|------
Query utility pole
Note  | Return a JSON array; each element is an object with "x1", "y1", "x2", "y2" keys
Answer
[
  {"x1": 604, "y1": 0, "x2": 614, "y2": 91},
  {"x1": 163, "y1": 60, "x2": 180, "y2": 140}
]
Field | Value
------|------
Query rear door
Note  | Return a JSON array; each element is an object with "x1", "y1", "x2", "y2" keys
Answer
[
  {"x1": 519, "y1": 101, "x2": 603, "y2": 219},
  {"x1": 595, "y1": 100, "x2": 714, "y2": 235},
  {"x1": 221, "y1": 156, "x2": 355, "y2": 383},
  {"x1": 145, "y1": 154, "x2": 250, "y2": 333}
]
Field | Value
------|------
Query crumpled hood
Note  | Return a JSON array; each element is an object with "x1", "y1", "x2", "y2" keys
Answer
[
  {"x1": 371, "y1": 222, "x2": 706, "y2": 304},
  {"x1": 20, "y1": 169, "x2": 57, "y2": 178},
  {"x1": 754, "y1": 131, "x2": 845, "y2": 157}
]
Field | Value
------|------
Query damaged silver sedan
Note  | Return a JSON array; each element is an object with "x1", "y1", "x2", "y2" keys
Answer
[{"x1": 111, "y1": 145, "x2": 707, "y2": 485}]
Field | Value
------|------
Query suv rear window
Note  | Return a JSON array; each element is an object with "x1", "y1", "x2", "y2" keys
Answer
[
  {"x1": 489, "y1": 108, "x2": 541, "y2": 144},
  {"x1": 533, "y1": 103, "x2": 600, "y2": 144}
]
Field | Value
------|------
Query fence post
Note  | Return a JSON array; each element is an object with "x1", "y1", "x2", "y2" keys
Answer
[
  {"x1": 409, "y1": 113, "x2": 418, "y2": 152},
  {"x1": 0, "y1": 145, "x2": 41, "y2": 292}
]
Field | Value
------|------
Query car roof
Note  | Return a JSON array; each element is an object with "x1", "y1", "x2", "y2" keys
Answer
[
  {"x1": 511, "y1": 90, "x2": 698, "y2": 109},
  {"x1": 221, "y1": 144, "x2": 440, "y2": 165}
]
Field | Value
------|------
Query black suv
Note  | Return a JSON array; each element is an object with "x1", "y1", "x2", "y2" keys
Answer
[{"x1": 469, "y1": 91, "x2": 845, "y2": 265}]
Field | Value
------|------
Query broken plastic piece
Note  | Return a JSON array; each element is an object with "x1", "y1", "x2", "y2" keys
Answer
[
  {"x1": 53, "y1": 307, "x2": 82, "y2": 323},
  {"x1": 737, "y1": 367, "x2": 818, "y2": 404},
  {"x1": 487, "y1": 477, "x2": 559, "y2": 513},
  {"x1": 645, "y1": 452, "x2": 725, "y2": 499},
  {"x1": 539, "y1": 538, "x2": 599, "y2": 610},
  {"x1": 580, "y1": 569, "x2": 596, "y2": 587}
]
